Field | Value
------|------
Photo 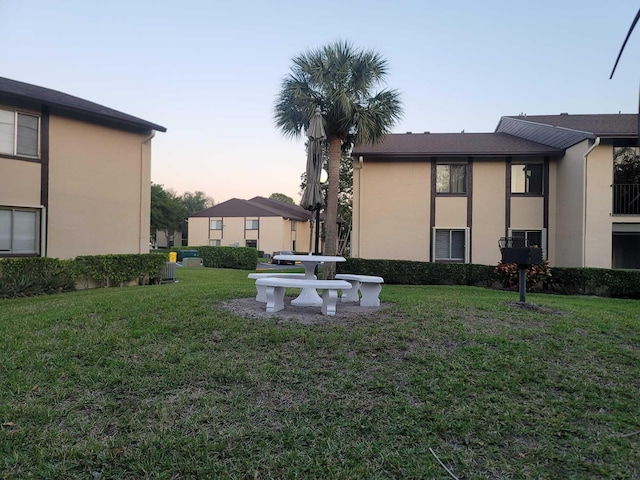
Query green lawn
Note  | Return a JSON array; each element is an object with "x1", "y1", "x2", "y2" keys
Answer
[{"x1": 1, "y1": 268, "x2": 638, "y2": 479}]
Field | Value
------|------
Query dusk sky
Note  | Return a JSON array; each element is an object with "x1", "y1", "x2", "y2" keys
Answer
[{"x1": 3, "y1": 1, "x2": 640, "y2": 204}]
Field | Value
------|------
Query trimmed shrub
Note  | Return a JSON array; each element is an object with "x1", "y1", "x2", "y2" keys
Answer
[
  {"x1": 547, "y1": 267, "x2": 640, "y2": 298},
  {"x1": 338, "y1": 258, "x2": 640, "y2": 298},
  {"x1": 75, "y1": 253, "x2": 167, "y2": 288},
  {"x1": 337, "y1": 258, "x2": 495, "y2": 287},
  {"x1": 0, "y1": 257, "x2": 77, "y2": 298}
]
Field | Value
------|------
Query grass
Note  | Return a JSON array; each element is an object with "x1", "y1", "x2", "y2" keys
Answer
[{"x1": 1, "y1": 268, "x2": 639, "y2": 479}]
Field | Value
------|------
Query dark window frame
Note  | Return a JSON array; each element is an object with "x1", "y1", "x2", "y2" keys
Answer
[{"x1": 436, "y1": 164, "x2": 467, "y2": 195}]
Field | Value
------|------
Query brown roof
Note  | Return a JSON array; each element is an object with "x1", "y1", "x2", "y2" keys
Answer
[
  {"x1": 504, "y1": 113, "x2": 637, "y2": 138},
  {"x1": 0, "y1": 76, "x2": 166, "y2": 133},
  {"x1": 192, "y1": 197, "x2": 311, "y2": 221},
  {"x1": 353, "y1": 132, "x2": 563, "y2": 157}
]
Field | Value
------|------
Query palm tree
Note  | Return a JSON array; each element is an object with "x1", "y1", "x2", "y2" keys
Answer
[{"x1": 274, "y1": 41, "x2": 402, "y2": 277}]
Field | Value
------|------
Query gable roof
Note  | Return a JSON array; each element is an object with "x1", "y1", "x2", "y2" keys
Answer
[
  {"x1": 0, "y1": 76, "x2": 166, "y2": 134},
  {"x1": 502, "y1": 113, "x2": 637, "y2": 138},
  {"x1": 352, "y1": 132, "x2": 563, "y2": 157},
  {"x1": 192, "y1": 197, "x2": 311, "y2": 221}
]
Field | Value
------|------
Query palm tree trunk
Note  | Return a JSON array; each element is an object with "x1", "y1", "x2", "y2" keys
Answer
[{"x1": 323, "y1": 137, "x2": 341, "y2": 279}]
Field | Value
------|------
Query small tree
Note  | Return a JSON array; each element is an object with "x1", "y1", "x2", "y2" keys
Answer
[
  {"x1": 180, "y1": 191, "x2": 215, "y2": 243},
  {"x1": 151, "y1": 184, "x2": 187, "y2": 247}
]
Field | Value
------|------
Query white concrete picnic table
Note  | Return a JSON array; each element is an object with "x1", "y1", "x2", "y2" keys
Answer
[{"x1": 272, "y1": 254, "x2": 346, "y2": 306}]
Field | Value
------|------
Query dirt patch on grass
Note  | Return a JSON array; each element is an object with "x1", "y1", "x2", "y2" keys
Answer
[
  {"x1": 505, "y1": 301, "x2": 568, "y2": 316},
  {"x1": 219, "y1": 296, "x2": 394, "y2": 325}
]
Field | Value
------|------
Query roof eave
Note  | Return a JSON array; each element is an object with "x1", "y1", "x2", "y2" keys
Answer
[{"x1": 0, "y1": 91, "x2": 167, "y2": 133}]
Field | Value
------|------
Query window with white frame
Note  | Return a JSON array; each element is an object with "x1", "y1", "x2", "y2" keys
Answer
[
  {"x1": 208, "y1": 239, "x2": 221, "y2": 246},
  {"x1": 0, "y1": 208, "x2": 39, "y2": 254},
  {"x1": 0, "y1": 109, "x2": 40, "y2": 158},
  {"x1": 433, "y1": 228, "x2": 469, "y2": 262},
  {"x1": 436, "y1": 164, "x2": 467, "y2": 194},
  {"x1": 511, "y1": 163, "x2": 543, "y2": 194},
  {"x1": 245, "y1": 219, "x2": 259, "y2": 230},
  {"x1": 291, "y1": 220, "x2": 297, "y2": 231},
  {"x1": 210, "y1": 219, "x2": 223, "y2": 230},
  {"x1": 508, "y1": 228, "x2": 547, "y2": 258}
]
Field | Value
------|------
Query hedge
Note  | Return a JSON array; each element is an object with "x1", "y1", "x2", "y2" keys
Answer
[
  {"x1": 0, "y1": 257, "x2": 77, "y2": 298},
  {"x1": 0, "y1": 253, "x2": 167, "y2": 298},
  {"x1": 338, "y1": 258, "x2": 640, "y2": 298},
  {"x1": 337, "y1": 258, "x2": 495, "y2": 287},
  {"x1": 75, "y1": 253, "x2": 167, "y2": 288},
  {"x1": 171, "y1": 246, "x2": 258, "y2": 270}
]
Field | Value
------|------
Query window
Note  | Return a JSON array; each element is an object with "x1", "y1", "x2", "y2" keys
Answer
[
  {"x1": 0, "y1": 109, "x2": 40, "y2": 158},
  {"x1": 291, "y1": 220, "x2": 297, "y2": 231},
  {"x1": 511, "y1": 163, "x2": 543, "y2": 194},
  {"x1": 0, "y1": 208, "x2": 39, "y2": 254},
  {"x1": 613, "y1": 147, "x2": 640, "y2": 215},
  {"x1": 436, "y1": 164, "x2": 467, "y2": 193},
  {"x1": 612, "y1": 233, "x2": 640, "y2": 269},
  {"x1": 245, "y1": 219, "x2": 259, "y2": 230},
  {"x1": 208, "y1": 239, "x2": 221, "y2": 246},
  {"x1": 246, "y1": 239, "x2": 257, "y2": 248},
  {"x1": 433, "y1": 228, "x2": 469, "y2": 262},
  {"x1": 210, "y1": 219, "x2": 222, "y2": 230}
]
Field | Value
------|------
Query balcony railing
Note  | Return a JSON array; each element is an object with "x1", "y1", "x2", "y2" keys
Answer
[{"x1": 613, "y1": 184, "x2": 640, "y2": 215}]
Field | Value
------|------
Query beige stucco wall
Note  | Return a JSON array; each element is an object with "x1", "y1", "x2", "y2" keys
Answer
[
  {"x1": 510, "y1": 197, "x2": 544, "y2": 230},
  {"x1": 434, "y1": 197, "x2": 467, "y2": 227},
  {"x1": 584, "y1": 143, "x2": 614, "y2": 268},
  {"x1": 188, "y1": 217, "x2": 210, "y2": 246},
  {"x1": 188, "y1": 214, "x2": 311, "y2": 254},
  {"x1": 546, "y1": 159, "x2": 558, "y2": 266},
  {"x1": 47, "y1": 115, "x2": 151, "y2": 259},
  {"x1": 0, "y1": 158, "x2": 41, "y2": 207},
  {"x1": 355, "y1": 160, "x2": 431, "y2": 261},
  {"x1": 554, "y1": 141, "x2": 588, "y2": 266},
  {"x1": 472, "y1": 160, "x2": 505, "y2": 265}
]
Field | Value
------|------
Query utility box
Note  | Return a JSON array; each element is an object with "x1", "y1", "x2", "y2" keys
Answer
[{"x1": 182, "y1": 257, "x2": 203, "y2": 268}]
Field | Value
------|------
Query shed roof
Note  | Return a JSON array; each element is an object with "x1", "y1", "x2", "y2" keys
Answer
[
  {"x1": 0, "y1": 76, "x2": 166, "y2": 133},
  {"x1": 352, "y1": 132, "x2": 563, "y2": 157},
  {"x1": 502, "y1": 113, "x2": 637, "y2": 138}
]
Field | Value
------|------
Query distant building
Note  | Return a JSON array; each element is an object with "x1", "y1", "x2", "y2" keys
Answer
[{"x1": 188, "y1": 196, "x2": 314, "y2": 254}]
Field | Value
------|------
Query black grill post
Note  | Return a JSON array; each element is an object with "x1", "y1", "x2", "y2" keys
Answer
[{"x1": 499, "y1": 237, "x2": 543, "y2": 303}]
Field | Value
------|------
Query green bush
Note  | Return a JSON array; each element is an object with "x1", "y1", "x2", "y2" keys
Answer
[
  {"x1": 0, "y1": 257, "x2": 77, "y2": 298},
  {"x1": 337, "y1": 258, "x2": 495, "y2": 287},
  {"x1": 339, "y1": 258, "x2": 640, "y2": 298},
  {"x1": 75, "y1": 253, "x2": 167, "y2": 288},
  {"x1": 171, "y1": 246, "x2": 257, "y2": 270},
  {"x1": 547, "y1": 267, "x2": 640, "y2": 298}
]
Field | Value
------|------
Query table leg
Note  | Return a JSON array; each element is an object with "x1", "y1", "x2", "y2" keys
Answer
[{"x1": 290, "y1": 261, "x2": 323, "y2": 307}]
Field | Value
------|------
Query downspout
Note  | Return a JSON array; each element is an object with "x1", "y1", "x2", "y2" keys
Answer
[
  {"x1": 582, "y1": 136, "x2": 600, "y2": 267},
  {"x1": 141, "y1": 131, "x2": 155, "y2": 253}
]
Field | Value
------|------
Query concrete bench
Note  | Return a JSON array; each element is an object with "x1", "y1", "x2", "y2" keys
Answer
[
  {"x1": 248, "y1": 273, "x2": 312, "y2": 302},
  {"x1": 255, "y1": 277, "x2": 352, "y2": 316},
  {"x1": 335, "y1": 274, "x2": 384, "y2": 307}
]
